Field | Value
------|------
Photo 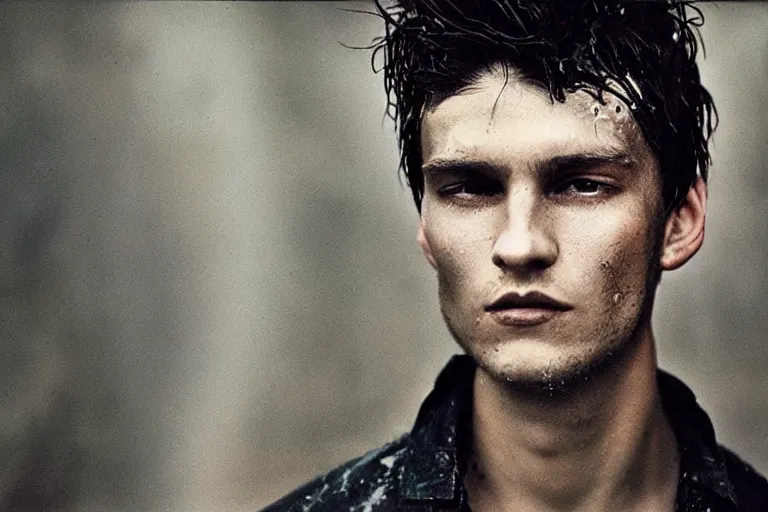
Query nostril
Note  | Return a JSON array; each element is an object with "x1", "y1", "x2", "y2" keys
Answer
[{"x1": 530, "y1": 258, "x2": 552, "y2": 271}]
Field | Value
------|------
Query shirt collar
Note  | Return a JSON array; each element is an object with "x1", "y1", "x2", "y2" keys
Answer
[
  {"x1": 399, "y1": 355, "x2": 738, "y2": 510},
  {"x1": 658, "y1": 370, "x2": 738, "y2": 507},
  {"x1": 401, "y1": 355, "x2": 474, "y2": 504}
]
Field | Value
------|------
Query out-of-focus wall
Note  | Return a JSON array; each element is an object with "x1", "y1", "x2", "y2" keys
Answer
[{"x1": 0, "y1": 2, "x2": 764, "y2": 511}]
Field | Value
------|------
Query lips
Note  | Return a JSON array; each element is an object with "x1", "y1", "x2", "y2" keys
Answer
[{"x1": 485, "y1": 291, "x2": 571, "y2": 326}]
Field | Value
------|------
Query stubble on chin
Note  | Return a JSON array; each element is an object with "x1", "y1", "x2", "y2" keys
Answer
[
  {"x1": 449, "y1": 324, "x2": 635, "y2": 400},
  {"x1": 487, "y1": 341, "x2": 632, "y2": 399}
]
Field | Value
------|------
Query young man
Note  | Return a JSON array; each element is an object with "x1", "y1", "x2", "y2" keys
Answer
[{"x1": 262, "y1": 1, "x2": 768, "y2": 510}]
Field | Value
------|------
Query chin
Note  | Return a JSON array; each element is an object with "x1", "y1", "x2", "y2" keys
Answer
[{"x1": 466, "y1": 338, "x2": 630, "y2": 397}]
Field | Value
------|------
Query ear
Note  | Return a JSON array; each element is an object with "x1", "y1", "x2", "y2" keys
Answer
[
  {"x1": 417, "y1": 220, "x2": 438, "y2": 270},
  {"x1": 660, "y1": 176, "x2": 707, "y2": 271}
]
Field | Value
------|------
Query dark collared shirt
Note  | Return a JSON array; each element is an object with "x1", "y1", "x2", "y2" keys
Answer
[{"x1": 262, "y1": 356, "x2": 768, "y2": 511}]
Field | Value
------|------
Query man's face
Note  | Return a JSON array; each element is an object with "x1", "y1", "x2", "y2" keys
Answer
[{"x1": 419, "y1": 68, "x2": 666, "y2": 388}]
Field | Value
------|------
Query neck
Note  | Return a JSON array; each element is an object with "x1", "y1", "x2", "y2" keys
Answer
[{"x1": 465, "y1": 330, "x2": 679, "y2": 512}]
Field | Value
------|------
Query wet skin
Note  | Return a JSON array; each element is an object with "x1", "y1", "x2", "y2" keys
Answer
[{"x1": 418, "y1": 68, "x2": 667, "y2": 390}]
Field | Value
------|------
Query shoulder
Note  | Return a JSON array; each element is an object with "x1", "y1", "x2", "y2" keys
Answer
[
  {"x1": 719, "y1": 445, "x2": 768, "y2": 510},
  {"x1": 259, "y1": 436, "x2": 411, "y2": 512}
]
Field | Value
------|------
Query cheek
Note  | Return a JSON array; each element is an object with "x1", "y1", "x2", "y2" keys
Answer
[
  {"x1": 424, "y1": 223, "x2": 471, "y2": 296},
  {"x1": 585, "y1": 215, "x2": 659, "y2": 310},
  {"x1": 558, "y1": 202, "x2": 652, "y2": 278},
  {"x1": 423, "y1": 212, "x2": 494, "y2": 302}
]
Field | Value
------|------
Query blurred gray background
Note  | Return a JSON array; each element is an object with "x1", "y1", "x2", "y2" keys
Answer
[{"x1": 0, "y1": 2, "x2": 765, "y2": 511}]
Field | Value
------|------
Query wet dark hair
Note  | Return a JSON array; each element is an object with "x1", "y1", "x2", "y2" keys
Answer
[{"x1": 371, "y1": 0, "x2": 717, "y2": 213}]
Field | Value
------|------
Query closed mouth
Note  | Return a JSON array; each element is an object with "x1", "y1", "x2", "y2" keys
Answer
[{"x1": 485, "y1": 291, "x2": 571, "y2": 312}]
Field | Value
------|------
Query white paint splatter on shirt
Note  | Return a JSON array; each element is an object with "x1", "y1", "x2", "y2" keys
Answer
[
  {"x1": 359, "y1": 485, "x2": 387, "y2": 512},
  {"x1": 379, "y1": 455, "x2": 396, "y2": 469}
]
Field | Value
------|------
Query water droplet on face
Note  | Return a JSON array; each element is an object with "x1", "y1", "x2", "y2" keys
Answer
[{"x1": 612, "y1": 293, "x2": 621, "y2": 304}]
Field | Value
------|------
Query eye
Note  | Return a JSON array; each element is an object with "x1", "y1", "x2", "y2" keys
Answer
[
  {"x1": 555, "y1": 178, "x2": 614, "y2": 197},
  {"x1": 439, "y1": 176, "x2": 503, "y2": 199}
]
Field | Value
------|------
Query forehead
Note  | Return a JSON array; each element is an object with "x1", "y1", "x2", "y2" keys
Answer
[{"x1": 421, "y1": 69, "x2": 650, "y2": 168}]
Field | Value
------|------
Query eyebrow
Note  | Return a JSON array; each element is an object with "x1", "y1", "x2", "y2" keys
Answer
[
  {"x1": 422, "y1": 159, "x2": 498, "y2": 178},
  {"x1": 422, "y1": 152, "x2": 633, "y2": 179},
  {"x1": 538, "y1": 153, "x2": 633, "y2": 178}
]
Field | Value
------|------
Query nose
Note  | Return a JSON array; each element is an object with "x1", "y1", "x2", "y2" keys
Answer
[{"x1": 491, "y1": 190, "x2": 558, "y2": 272}]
